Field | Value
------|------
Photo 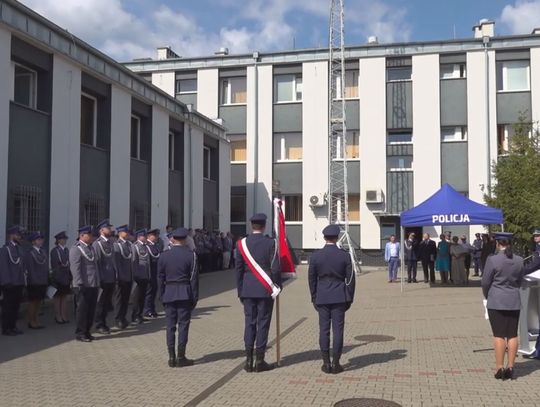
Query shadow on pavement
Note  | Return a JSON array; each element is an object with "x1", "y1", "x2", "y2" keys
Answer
[
  {"x1": 344, "y1": 349, "x2": 408, "y2": 372},
  {"x1": 515, "y1": 358, "x2": 540, "y2": 378},
  {"x1": 195, "y1": 349, "x2": 246, "y2": 364},
  {"x1": 199, "y1": 270, "x2": 237, "y2": 300}
]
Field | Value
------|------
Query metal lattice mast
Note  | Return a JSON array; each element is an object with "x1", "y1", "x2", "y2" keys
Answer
[{"x1": 328, "y1": 0, "x2": 360, "y2": 273}]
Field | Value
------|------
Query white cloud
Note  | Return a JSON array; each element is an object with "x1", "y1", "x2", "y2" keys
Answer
[
  {"x1": 19, "y1": 0, "x2": 410, "y2": 61},
  {"x1": 500, "y1": 0, "x2": 540, "y2": 34}
]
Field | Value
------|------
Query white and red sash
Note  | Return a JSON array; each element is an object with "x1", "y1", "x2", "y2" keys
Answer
[{"x1": 238, "y1": 238, "x2": 281, "y2": 299}]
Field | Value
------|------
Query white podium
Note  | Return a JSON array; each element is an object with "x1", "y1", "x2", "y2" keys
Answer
[{"x1": 518, "y1": 271, "x2": 540, "y2": 356}]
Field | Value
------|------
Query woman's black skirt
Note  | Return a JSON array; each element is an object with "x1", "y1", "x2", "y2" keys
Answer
[
  {"x1": 488, "y1": 309, "x2": 520, "y2": 338},
  {"x1": 54, "y1": 284, "x2": 71, "y2": 296},
  {"x1": 27, "y1": 285, "x2": 47, "y2": 301}
]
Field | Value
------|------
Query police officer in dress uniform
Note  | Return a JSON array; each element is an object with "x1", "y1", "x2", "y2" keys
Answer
[
  {"x1": 144, "y1": 228, "x2": 161, "y2": 318},
  {"x1": 113, "y1": 225, "x2": 132, "y2": 330},
  {"x1": 131, "y1": 229, "x2": 150, "y2": 324},
  {"x1": 308, "y1": 225, "x2": 356, "y2": 374},
  {"x1": 50, "y1": 231, "x2": 71, "y2": 324},
  {"x1": 93, "y1": 219, "x2": 117, "y2": 334},
  {"x1": 70, "y1": 226, "x2": 100, "y2": 342},
  {"x1": 158, "y1": 227, "x2": 199, "y2": 368},
  {"x1": 236, "y1": 213, "x2": 281, "y2": 373},
  {"x1": 0, "y1": 226, "x2": 26, "y2": 335},
  {"x1": 26, "y1": 231, "x2": 49, "y2": 329}
]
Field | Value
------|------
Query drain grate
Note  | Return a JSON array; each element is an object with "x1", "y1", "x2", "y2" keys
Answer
[
  {"x1": 355, "y1": 335, "x2": 396, "y2": 343},
  {"x1": 334, "y1": 398, "x2": 402, "y2": 407}
]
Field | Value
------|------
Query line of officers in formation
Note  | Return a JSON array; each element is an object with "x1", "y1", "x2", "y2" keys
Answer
[{"x1": 1, "y1": 215, "x2": 356, "y2": 375}]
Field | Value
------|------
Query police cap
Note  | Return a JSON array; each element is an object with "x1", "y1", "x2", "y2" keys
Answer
[{"x1": 322, "y1": 224, "x2": 341, "y2": 238}]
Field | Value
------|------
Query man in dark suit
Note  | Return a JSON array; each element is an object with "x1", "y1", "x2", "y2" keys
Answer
[
  {"x1": 131, "y1": 229, "x2": 150, "y2": 324},
  {"x1": 308, "y1": 225, "x2": 355, "y2": 374},
  {"x1": 236, "y1": 213, "x2": 281, "y2": 373},
  {"x1": 144, "y1": 228, "x2": 161, "y2": 318},
  {"x1": 70, "y1": 226, "x2": 100, "y2": 342},
  {"x1": 158, "y1": 227, "x2": 199, "y2": 368},
  {"x1": 418, "y1": 233, "x2": 437, "y2": 283},
  {"x1": 113, "y1": 225, "x2": 132, "y2": 329}
]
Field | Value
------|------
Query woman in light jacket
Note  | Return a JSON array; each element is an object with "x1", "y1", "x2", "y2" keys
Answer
[{"x1": 481, "y1": 232, "x2": 524, "y2": 380}]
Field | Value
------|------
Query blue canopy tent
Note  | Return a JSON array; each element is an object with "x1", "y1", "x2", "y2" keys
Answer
[{"x1": 398, "y1": 183, "x2": 503, "y2": 291}]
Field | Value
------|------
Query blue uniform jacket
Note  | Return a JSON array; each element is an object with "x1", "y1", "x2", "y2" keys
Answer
[
  {"x1": 93, "y1": 236, "x2": 117, "y2": 284},
  {"x1": 158, "y1": 245, "x2": 198, "y2": 304},
  {"x1": 50, "y1": 246, "x2": 71, "y2": 286},
  {"x1": 26, "y1": 248, "x2": 49, "y2": 286},
  {"x1": 482, "y1": 251, "x2": 524, "y2": 310},
  {"x1": 113, "y1": 238, "x2": 133, "y2": 282},
  {"x1": 236, "y1": 233, "x2": 281, "y2": 299},
  {"x1": 69, "y1": 241, "x2": 100, "y2": 288},
  {"x1": 0, "y1": 242, "x2": 26, "y2": 287},
  {"x1": 131, "y1": 241, "x2": 150, "y2": 281},
  {"x1": 308, "y1": 244, "x2": 355, "y2": 305}
]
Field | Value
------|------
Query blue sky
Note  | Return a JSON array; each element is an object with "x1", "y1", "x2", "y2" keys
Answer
[{"x1": 19, "y1": 0, "x2": 540, "y2": 61}]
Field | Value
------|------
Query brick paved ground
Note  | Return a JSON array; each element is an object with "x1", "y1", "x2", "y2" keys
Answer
[{"x1": 1, "y1": 266, "x2": 540, "y2": 407}]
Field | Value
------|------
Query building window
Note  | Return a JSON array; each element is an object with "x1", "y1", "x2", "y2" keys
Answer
[
  {"x1": 336, "y1": 131, "x2": 359, "y2": 159},
  {"x1": 337, "y1": 194, "x2": 360, "y2": 222},
  {"x1": 130, "y1": 115, "x2": 141, "y2": 160},
  {"x1": 169, "y1": 132, "x2": 175, "y2": 171},
  {"x1": 176, "y1": 78, "x2": 197, "y2": 94},
  {"x1": 440, "y1": 63, "x2": 466, "y2": 79},
  {"x1": 496, "y1": 124, "x2": 528, "y2": 155},
  {"x1": 81, "y1": 193, "x2": 105, "y2": 228},
  {"x1": 387, "y1": 155, "x2": 413, "y2": 171},
  {"x1": 387, "y1": 67, "x2": 412, "y2": 82},
  {"x1": 497, "y1": 60, "x2": 530, "y2": 92},
  {"x1": 132, "y1": 203, "x2": 149, "y2": 231},
  {"x1": 80, "y1": 93, "x2": 98, "y2": 146},
  {"x1": 12, "y1": 185, "x2": 41, "y2": 231},
  {"x1": 13, "y1": 63, "x2": 37, "y2": 109},
  {"x1": 203, "y1": 146, "x2": 211, "y2": 180},
  {"x1": 220, "y1": 77, "x2": 247, "y2": 105},
  {"x1": 387, "y1": 131, "x2": 412, "y2": 144},
  {"x1": 273, "y1": 133, "x2": 302, "y2": 161},
  {"x1": 336, "y1": 70, "x2": 359, "y2": 99},
  {"x1": 231, "y1": 195, "x2": 246, "y2": 222},
  {"x1": 274, "y1": 74, "x2": 302, "y2": 103},
  {"x1": 283, "y1": 195, "x2": 303, "y2": 222},
  {"x1": 230, "y1": 136, "x2": 247, "y2": 163},
  {"x1": 441, "y1": 126, "x2": 467, "y2": 142}
]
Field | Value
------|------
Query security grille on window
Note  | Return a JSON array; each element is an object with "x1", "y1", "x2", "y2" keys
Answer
[
  {"x1": 220, "y1": 77, "x2": 247, "y2": 105},
  {"x1": 387, "y1": 155, "x2": 413, "y2": 171},
  {"x1": 13, "y1": 63, "x2": 37, "y2": 109},
  {"x1": 230, "y1": 136, "x2": 247, "y2": 162},
  {"x1": 132, "y1": 204, "x2": 149, "y2": 231},
  {"x1": 13, "y1": 185, "x2": 41, "y2": 231},
  {"x1": 175, "y1": 78, "x2": 197, "y2": 94},
  {"x1": 441, "y1": 126, "x2": 467, "y2": 142},
  {"x1": 273, "y1": 133, "x2": 302, "y2": 161},
  {"x1": 440, "y1": 63, "x2": 466, "y2": 79},
  {"x1": 387, "y1": 131, "x2": 412, "y2": 144},
  {"x1": 231, "y1": 195, "x2": 247, "y2": 222},
  {"x1": 81, "y1": 93, "x2": 98, "y2": 146},
  {"x1": 274, "y1": 74, "x2": 302, "y2": 103},
  {"x1": 130, "y1": 115, "x2": 141, "y2": 160},
  {"x1": 387, "y1": 67, "x2": 412, "y2": 82},
  {"x1": 283, "y1": 195, "x2": 303, "y2": 222},
  {"x1": 496, "y1": 60, "x2": 530, "y2": 92},
  {"x1": 81, "y1": 193, "x2": 105, "y2": 227},
  {"x1": 203, "y1": 146, "x2": 211, "y2": 179},
  {"x1": 335, "y1": 71, "x2": 359, "y2": 99}
]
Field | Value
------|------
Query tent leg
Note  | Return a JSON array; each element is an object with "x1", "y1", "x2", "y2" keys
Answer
[{"x1": 401, "y1": 226, "x2": 404, "y2": 294}]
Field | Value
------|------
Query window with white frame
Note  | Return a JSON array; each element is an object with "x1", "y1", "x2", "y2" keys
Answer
[
  {"x1": 175, "y1": 78, "x2": 197, "y2": 94},
  {"x1": 387, "y1": 66, "x2": 412, "y2": 82},
  {"x1": 13, "y1": 63, "x2": 37, "y2": 109},
  {"x1": 220, "y1": 77, "x2": 247, "y2": 105},
  {"x1": 130, "y1": 115, "x2": 141, "y2": 160},
  {"x1": 440, "y1": 63, "x2": 466, "y2": 79},
  {"x1": 497, "y1": 60, "x2": 530, "y2": 92},
  {"x1": 229, "y1": 135, "x2": 247, "y2": 163},
  {"x1": 387, "y1": 131, "x2": 412, "y2": 144},
  {"x1": 80, "y1": 93, "x2": 98, "y2": 146},
  {"x1": 203, "y1": 146, "x2": 211, "y2": 179},
  {"x1": 282, "y1": 195, "x2": 303, "y2": 222},
  {"x1": 336, "y1": 194, "x2": 360, "y2": 222},
  {"x1": 273, "y1": 133, "x2": 302, "y2": 161},
  {"x1": 387, "y1": 155, "x2": 413, "y2": 171},
  {"x1": 335, "y1": 70, "x2": 359, "y2": 99},
  {"x1": 336, "y1": 131, "x2": 360, "y2": 159},
  {"x1": 274, "y1": 74, "x2": 302, "y2": 103},
  {"x1": 441, "y1": 126, "x2": 467, "y2": 142}
]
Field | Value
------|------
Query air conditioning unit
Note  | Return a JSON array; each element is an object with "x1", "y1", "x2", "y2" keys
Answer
[
  {"x1": 309, "y1": 193, "x2": 326, "y2": 207},
  {"x1": 365, "y1": 189, "x2": 383, "y2": 203}
]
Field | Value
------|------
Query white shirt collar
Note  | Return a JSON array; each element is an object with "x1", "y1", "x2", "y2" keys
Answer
[
  {"x1": 33, "y1": 246, "x2": 41, "y2": 252},
  {"x1": 100, "y1": 234, "x2": 108, "y2": 242},
  {"x1": 79, "y1": 240, "x2": 88, "y2": 247}
]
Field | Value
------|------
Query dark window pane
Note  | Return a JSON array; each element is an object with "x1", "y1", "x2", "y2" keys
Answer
[
  {"x1": 81, "y1": 95, "x2": 95, "y2": 145},
  {"x1": 131, "y1": 116, "x2": 139, "y2": 159},
  {"x1": 203, "y1": 147, "x2": 211, "y2": 179},
  {"x1": 284, "y1": 195, "x2": 302, "y2": 221},
  {"x1": 174, "y1": 133, "x2": 183, "y2": 171},
  {"x1": 231, "y1": 195, "x2": 246, "y2": 222},
  {"x1": 387, "y1": 67, "x2": 411, "y2": 81},
  {"x1": 14, "y1": 65, "x2": 36, "y2": 108}
]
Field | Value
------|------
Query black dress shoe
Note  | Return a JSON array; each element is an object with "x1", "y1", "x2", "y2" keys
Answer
[
  {"x1": 28, "y1": 324, "x2": 44, "y2": 330},
  {"x1": 86, "y1": 334, "x2": 96, "y2": 341},
  {"x1": 413, "y1": 279, "x2": 418, "y2": 283},
  {"x1": 97, "y1": 326, "x2": 111, "y2": 334},
  {"x1": 55, "y1": 318, "x2": 65, "y2": 325},
  {"x1": 76, "y1": 335, "x2": 91, "y2": 343},
  {"x1": 12, "y1": 328, "x2": 24, "y2": 335},
  {"x1": 504, "y1": 367, "x2": 515, "y2": 380},
  {"x1": 2, "y1": 330, "x2": 17, "y2": 336},
  {"x1": 494, "y1": 368, "x2": 505, "y2": 380}
]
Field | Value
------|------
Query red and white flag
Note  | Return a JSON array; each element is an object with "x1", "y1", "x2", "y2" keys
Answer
[{"x1": 274, "y1": 198, "x2": 297, "y2": 279}]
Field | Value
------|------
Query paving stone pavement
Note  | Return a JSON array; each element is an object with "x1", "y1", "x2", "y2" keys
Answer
[{"x1": 1, "y1": 266, "x2": 540, "y2": 407}]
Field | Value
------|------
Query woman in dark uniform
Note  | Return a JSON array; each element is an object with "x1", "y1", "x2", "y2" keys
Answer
[
  {"x1": 50, "y1": 231, "x2": 71, "y2": 324},
  {"x1": 26, "y1": 232, "x2": 49, "y2": 329},
  {"x1": 481, "y1": 232, "x2": 524, "y2": 380}
]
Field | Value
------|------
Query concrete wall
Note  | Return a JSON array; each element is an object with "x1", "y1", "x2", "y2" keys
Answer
[
  {"x1": 151, "y1": 72, "x2": 175, "y2": 97},
  {"x1": 302, "y1": 61, "x2": 328, "y2": 248},
  {"x1": 360, "y1": 57, "x2": 386, "y2": 249},
  {"x1": 151, "y1": 106, "x2": 169, "y2": 228},
  {"x1": 197, "y1": 69, "x2": 219, "y2": 119},
  {"x1": 184, "y1": 124, "x2": 204, "y2": 228},
  {"x1": 0, "y1": 28, "x2": 11, "y2": 243},
  {"x1": 218, "y1": 139, "x2": 231, "y2": 232},
  {"x1": 109, "y1": 86, "x2": 132, "y2": 226}
]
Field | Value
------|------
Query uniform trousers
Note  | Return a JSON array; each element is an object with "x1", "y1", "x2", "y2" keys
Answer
[
  {"x1": 95, "y1": 282, "x2": 115, "y2": 328},
  {"x1": 114, "y1": 281, "x2": 132, "y2": 323},
  {"x1": 421, "y1": 259, "x2": 436, "y2": 283},
  {"x1": 317, "y1": 303, "x2": 347, "y2": 354},
  {"x1": 144, "y1": 265, "x2": 158, "y2": 315},
  {"x1": 1, "y1": 286, "x2": 23, "y2": 332},
  {"x1": 243, "y1": 298, "x2": 274, "y2": 351},
  {"x1": 75, "y1": 287, "x2": 98, "y2": 337},
  {"x1": 132, "y1": 279, "x2": 148, "y2": 320},
  {"x1": 164, "y1": 300, "x2": 192, "y2": 348},
  {"x1": 406, "y1": 260, "x2": 418, "y2": 281}
]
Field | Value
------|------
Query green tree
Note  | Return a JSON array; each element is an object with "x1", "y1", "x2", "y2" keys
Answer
[{"x1": 485, "y1": 115, "x2": 540, "y2": 255}]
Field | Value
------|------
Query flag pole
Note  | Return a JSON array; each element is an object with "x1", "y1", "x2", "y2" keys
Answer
[{"x1": 276, "y1": 294, "x2": 281, "y2": 366}]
